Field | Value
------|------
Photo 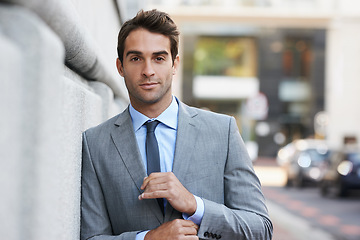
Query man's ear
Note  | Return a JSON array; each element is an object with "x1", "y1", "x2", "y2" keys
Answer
[
  {"x1": 172, "y1": 55, "x2": 180, "y2": 75},
  {"x1": 116, "y1": 58, "x2": 124, "y2": 77}
]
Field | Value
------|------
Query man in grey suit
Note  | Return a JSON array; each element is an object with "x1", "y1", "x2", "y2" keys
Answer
[{"x1": 81, "y1": 9, "x2": 273, "y2": 240}]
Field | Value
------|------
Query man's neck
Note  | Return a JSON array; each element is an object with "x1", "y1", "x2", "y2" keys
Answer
[{"x1": 130, "y1": 97, "x2": 173, "y2": 119}]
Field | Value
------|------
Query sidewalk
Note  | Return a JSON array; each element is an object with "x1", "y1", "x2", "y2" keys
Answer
[
  {"x1": 267, "y1": 200, "x2": 336, "y2": 240},
  {"x1": 253, "y1": 157, "x2": 336, "y2": 240},
  {"x1": 269, "y1": 203, "x2": 299, "y2": 240}
]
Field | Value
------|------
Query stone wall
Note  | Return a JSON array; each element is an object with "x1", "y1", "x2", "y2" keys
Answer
[{"x1": 0, "y1": 1, "x2": 127, "y2": 239}]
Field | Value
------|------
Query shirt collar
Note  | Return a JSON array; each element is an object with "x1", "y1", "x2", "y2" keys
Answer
[{"x1": 129, "y1": 96, "x2": 178, "y2": 132}]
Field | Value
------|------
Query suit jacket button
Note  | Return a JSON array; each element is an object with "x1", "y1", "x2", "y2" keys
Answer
[
  {"x1": 204, "y1": 231, "x2": 210, "y2": 237},
  {"x1": 216, "y1": 235, "x2": 222, "y2": 239}
]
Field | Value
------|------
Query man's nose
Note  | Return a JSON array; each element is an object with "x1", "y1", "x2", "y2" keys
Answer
[{"x1": 142, "y1": 60, "x2": 155, "y2": 78}]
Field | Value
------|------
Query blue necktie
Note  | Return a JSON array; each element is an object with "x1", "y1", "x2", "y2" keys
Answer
[
  {"x1": 145, "y1": 120, "x2": 164, "y2": 215},
  {"x1": 146, "y1": 120, "x2": 161, "y2": 175}
]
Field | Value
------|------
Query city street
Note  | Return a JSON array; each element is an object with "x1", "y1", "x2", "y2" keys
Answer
[{"x1": 254, "y1": 158, "x2": 360, "y2": 240}]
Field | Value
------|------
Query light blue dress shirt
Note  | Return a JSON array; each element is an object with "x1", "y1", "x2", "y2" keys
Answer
[
  {"x1": 129, "y1": 96, "x2": 178, "y2": 174},
  {"x1": 129, "y1": 96, "x2": 204, "y2": 240}
]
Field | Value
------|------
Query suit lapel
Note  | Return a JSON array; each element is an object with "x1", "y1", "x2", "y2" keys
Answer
[
  {"x1": 110, "y1": 108, "x2": 163, "y2": 223},
  {"x1": 165, "y1": 102, "x2": 200, "y2": 221},
  {"x1": 172, "y1": 102, "x2": 199, "y2": 181},
  {"x1": 111, "y1": 108, "x2": 146, "y2": 192}
]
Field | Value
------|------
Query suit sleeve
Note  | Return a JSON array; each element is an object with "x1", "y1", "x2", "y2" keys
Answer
[
  {"x1": 197, "y1": 117, "x2": 273, "y2": 239},
  {"x1": 81, "y1": 132, "x2": 138, "y2": 240}
]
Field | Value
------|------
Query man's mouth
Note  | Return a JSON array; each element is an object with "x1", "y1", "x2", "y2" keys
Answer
[{"x1": 140, "y1": 82, "x2": 159, "y2": 89}]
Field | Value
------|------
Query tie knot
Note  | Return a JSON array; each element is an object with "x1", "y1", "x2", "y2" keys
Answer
[{"x1": 146, "y1": 120, "x2": 159, "y2": 133}]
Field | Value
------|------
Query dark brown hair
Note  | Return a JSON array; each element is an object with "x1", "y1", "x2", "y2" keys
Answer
[{"x1": 117, "y1": 9, "x2": 179, "y2": 65}]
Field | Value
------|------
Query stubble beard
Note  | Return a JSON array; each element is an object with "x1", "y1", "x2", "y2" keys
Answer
[{"x1": 129, "y1": 79, "x2": 172, "y2": 108}]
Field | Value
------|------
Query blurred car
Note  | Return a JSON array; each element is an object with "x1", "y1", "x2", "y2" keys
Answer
[
  {"x1": 319, "y1": 149, "x2": 360, "y2": 197},
  {"x1": 276, "y1": 141, "x2": 296, "y2": 167},
  {"x1": 277, "y1": 139, "x2": 330, "y2": 188}
]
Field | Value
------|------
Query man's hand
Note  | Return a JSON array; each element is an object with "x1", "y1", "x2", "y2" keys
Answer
[
  {"x1": 144, "y1": 219, "x2": 199, "y2": 240},
  {"x1": 139, "y1": 172, "x2": 197, "y2": 215}
]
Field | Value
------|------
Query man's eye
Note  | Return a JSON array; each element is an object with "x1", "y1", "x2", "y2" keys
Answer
[
  {"x1": 130, "y1": 57, "x2": 140, "y2": 61},
  {"x1": 155, "y1": 57, "x2": 165, "y2": 61}
]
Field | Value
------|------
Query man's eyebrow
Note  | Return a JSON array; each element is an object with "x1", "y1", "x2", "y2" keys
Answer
[
  {"x1": 125, "y1": 50, "x2": 169, "y2": 57},
  {"x1": 126, "y1": 50, "x2": 142, "y2": 57},
  {"x1": 153, "y1": 50, "x2": 169, "y2": 56}
]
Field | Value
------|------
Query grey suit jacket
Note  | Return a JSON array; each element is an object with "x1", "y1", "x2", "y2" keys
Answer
[{"x1": 81, "y1": 101, "x2": 273, "y2": 240}]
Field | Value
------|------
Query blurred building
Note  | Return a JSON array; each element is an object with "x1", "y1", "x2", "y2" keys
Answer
[{"x1": 145, "y1": 0, "x2": 360, "y2": 156}]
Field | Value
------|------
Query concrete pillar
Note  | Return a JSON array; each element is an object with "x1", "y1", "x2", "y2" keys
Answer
[
  {"x1": 0, "y1": 4, "x2": 64, "y2": 239},
  {"x1": 59, "y1": 75, "x2": 105, "y2": 240},
  {"x1": 2, "y1": 0, "x2": 125, "y2": 99},
  {"x1": 0, "y1": 25, "x2": 23, "y2": 240}
]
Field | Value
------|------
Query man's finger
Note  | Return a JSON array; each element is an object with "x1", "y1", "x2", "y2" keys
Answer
[
  {"x1": 138, "y1": 189, "x2": 167, "y2": 200},
  {"x1": 183, "y1": 227, "x2": 198, "y2": 236},
  {"x1": 180, "y1": 221, "x2": 199, "y2": 236},
  {"x1": 182, "y1": 220, "x2": 199, "y2": 228},
  {"x1": 140, "y1": 172, "x2": 169, "y2": 190}
]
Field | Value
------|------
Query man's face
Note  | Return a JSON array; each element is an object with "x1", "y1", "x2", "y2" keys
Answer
[{"x1": 117, "y1": 28, "x2": 179, "y2": 110}]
